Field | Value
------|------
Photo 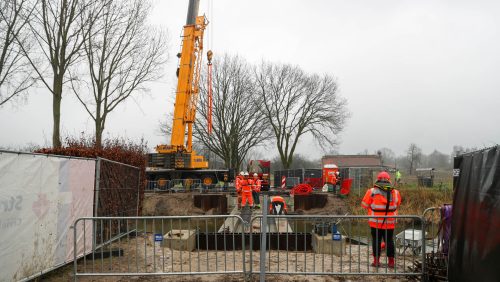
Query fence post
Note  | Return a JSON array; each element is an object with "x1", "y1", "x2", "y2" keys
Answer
[
  {"x1": 421, "y1": 215, "x2": 426, "y2": 282},
  {"x1": 73, "y1": 220, "x2": 78, "y2": 282},
  {"x1": 260, "y1": 195, "x2": 268, "y2": 282},
  {"x1": 136, "y1": 170, "x2": 141, "y2": 216},
  {"x1": 93, "y1": 158, "x2": 101, "y2": 249}
]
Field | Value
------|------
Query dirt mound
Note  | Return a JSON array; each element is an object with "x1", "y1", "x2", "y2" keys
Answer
[
  {"x1": 142, "y1": 193, "x2": 205, "y2": 216},
  {"x1": 296, "y1": 194, "x2": 349, "y2": 215}
]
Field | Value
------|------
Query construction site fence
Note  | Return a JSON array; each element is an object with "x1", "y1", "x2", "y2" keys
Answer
[
  {"x1": 71, "y1": 213, "x2": 441, "y2": 281},
  {"x1": 95, "y1": 157, "x2": 141, "y2": 217},
  {"x1": 73, "y1": 215, "x2": 247, "y2": 281}
]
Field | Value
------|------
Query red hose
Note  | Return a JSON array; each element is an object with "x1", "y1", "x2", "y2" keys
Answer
[{"x1": 291, "y1": 183, "x2": 313, "y2": 195}]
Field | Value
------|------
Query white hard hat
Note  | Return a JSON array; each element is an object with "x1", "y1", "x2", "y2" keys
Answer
[
  {"x1": 243, "y1": 172, "x2": 249, "y2": 176},
  {"x1": 253, "y1": 173, "x2": 258, "y2": 177},
  {"x1": 239, "y1": 171, "x2": 244, "y2": 176}
]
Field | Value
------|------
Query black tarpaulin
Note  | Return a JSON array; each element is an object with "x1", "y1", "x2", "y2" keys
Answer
[{"x1": 449, "y1": 146, "x2": 500, "y2": 282}]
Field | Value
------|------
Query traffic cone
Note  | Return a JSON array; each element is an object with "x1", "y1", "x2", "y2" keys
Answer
[{"x1": 381, "y1": 241, "x2": 386, "y2": 250}]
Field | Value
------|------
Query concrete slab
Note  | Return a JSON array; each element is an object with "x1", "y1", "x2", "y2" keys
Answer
[
  {"x1": 312, "y1": 233, "x2": 346, "y2": 256},
  {"x1": 161, "y1": 229, "x2": 196, "y2": 251}
]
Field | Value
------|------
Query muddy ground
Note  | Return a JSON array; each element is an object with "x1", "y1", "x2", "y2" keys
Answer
[
  {"x1": 142, "y1": 193, "x2": 206, "y2": 216},
  {"x1": 296, "y1": 194, "x2": 349, "y2": 215}
]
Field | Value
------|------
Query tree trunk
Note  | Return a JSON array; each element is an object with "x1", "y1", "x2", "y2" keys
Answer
[
  {"x1": 95, "y1": 119, "x2": 102, "y2": 149},
  {"x1": 95, "y1": 99, "x2": 103, "y2": 148},
  {"x1": 52, "y1": 75, "x2": 63, "y2": 148}
]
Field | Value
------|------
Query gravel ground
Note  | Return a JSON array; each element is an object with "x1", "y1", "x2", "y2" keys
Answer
[{"x1": 40, "y1": 233, "x2": 420, "y2": 281}]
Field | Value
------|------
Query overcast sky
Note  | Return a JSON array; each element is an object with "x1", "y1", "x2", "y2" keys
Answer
[{"x1": 0, "y1": 0, "x2": 499, "y2": 160}]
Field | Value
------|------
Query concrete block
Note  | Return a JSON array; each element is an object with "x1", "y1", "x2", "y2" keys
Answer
[
  {"x1": 312, "y1": 233, "x2": 346, "y2": 256},
  {"x1": 161, "y1": 229, "x2": 196, "y2": 251}
]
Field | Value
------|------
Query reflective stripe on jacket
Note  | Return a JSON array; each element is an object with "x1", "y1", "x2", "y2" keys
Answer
[{"x1": 361, "y1": 187, "x2": 401, "y2": 229}]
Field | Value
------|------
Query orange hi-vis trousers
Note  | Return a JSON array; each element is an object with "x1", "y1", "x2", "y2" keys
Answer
[{"x1": 241, "y1": 191, "x2": 253, "y2": 207}]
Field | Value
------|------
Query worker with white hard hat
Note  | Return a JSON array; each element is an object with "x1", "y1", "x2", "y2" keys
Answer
[
  {"x1": 251, "y1": 173, "x2": 261, "y2": 209},
  {"x1": 240, "y1": 172, "x2": 253, "y2": 209}
]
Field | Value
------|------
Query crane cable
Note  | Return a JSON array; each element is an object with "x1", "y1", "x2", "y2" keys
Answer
[
  {"x1": 206, "y1": 0, "x2": 213, "y2": 135},
  {"x1": 207, "y1": 52, "x2": 213, "y2": 135}
]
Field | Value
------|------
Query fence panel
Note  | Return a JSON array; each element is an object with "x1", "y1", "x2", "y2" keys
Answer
[
  {"x1": 74, "y1": 214, "x2": 427, "y2": 280},
  {"x1": 95, "y1": 157, "x2": 141, "y2": 217},
  {"x1": 422, "y1": 206, "x2": 451, "y2": 280},
  {"x1": 73, "y1": 215, "x2": 247, "y2": 280},
  {"x1": 249, "y1": 214, "x2": 425, "y2": 278}
]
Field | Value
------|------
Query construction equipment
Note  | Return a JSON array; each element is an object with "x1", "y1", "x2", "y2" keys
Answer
[
  {"x1": 274, "y1": 168, "x2": 323, "y2": 189},
  {"x1": 147, "y1": 0, "x2": 232, "y2": 187}
]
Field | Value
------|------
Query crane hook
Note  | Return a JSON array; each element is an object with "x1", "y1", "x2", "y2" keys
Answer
[{"x1": 207, "y1": 50, "x2": 213, "y2": 65}]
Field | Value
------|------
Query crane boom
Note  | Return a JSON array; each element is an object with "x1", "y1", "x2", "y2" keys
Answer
[
  {"x1": 146, "y1": 0, "x2": 234, "y2": 188},
  {"x1": 153, "y1": 0, "x2": 208, "y2": 169}
]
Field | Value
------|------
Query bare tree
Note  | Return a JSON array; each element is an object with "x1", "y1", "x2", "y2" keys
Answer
[
  {"x1": 20, "y1": 0, "x2": 99, "y2": 147},
  {"x1": 194, "y1": 54, "x2": 271, "y2": 171},
  {"x1": 406, "y1": 143, "x2": 422, "y2": 175},
  {"x1": 0, "y1": 0, "x2": 36, "y2": 106},
  {"x1": 426, "y1": 150, "x2": 450, "y2": 169},
  {"x1": 71, "y1": 0, "x2": 168, "y2": 147},
  {"x1": 255, "y1": 62, "x2": 349, "y2": 169}
]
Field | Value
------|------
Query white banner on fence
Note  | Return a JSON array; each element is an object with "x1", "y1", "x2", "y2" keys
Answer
[{"x1": 0, "y1": 152, "x2": 95, "y2": 282}]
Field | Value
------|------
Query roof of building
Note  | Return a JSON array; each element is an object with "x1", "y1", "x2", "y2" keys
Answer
[{"x1": 322, "y1": 155, "x2": 382, "y2": 167}]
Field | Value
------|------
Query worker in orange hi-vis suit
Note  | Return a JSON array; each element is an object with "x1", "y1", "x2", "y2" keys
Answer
[
  {"x1": 235, "y1": 171, "x2": 244, "y2": 209},
  {"x1": 251, "y1": 173, "x2": 262, "y2": 209},
  {"x1": 269, "y1": 196, "x2": 288, "y2": 215},
  {"x1": 240, "y1": 172, "x2": 254, "y2": 209},
  {"x1": 361, "y1": 171, "x2": 401, "y2": 268}
]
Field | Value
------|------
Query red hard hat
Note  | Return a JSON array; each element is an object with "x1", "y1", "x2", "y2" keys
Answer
[{"x1": 377, "y1": 171, "x2": 391, "y2": 181}]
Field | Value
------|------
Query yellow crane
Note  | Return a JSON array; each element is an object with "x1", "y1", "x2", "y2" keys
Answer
[{"x1": 147, "y1": 0, "x2": 231, "y2": 188}]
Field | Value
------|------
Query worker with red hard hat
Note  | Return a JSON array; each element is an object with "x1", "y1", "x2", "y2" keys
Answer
[{"x1": 361, "y1": 171, "x2": 401, "y2": 268}]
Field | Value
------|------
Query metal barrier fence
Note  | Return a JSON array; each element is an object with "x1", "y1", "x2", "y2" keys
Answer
[
  {"x1": 73, "y1": 213, "x2": 428, "y2": 280},
  {"x1": 73, "y1": 215, "x2": 247, "y2": 281},
  {"x1": 422, "y1": 207, "x2": 450, "y2": 280},
  {"x1": 249, "y1": 214, "x2": 425, "y2": 278}
]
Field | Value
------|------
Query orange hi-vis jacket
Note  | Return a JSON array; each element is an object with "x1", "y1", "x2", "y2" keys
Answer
[
  {"x1": 361, "y1": 187, "x2": 401, "y2": 229},
  {"x1": 241, "y1": 179, "x2": 252, "y2": 193},
  {"x1": 252, "y1": 178, "x2": 261, "y2": 192},
  {"x1": 235, "y1": 176, "x2": 242, "y2": 192}
]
